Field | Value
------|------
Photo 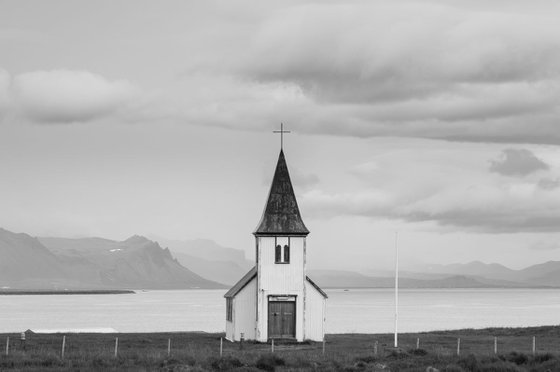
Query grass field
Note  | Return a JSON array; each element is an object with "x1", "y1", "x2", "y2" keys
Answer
[{"x1": 1, "y1": 326, "x2": 560, "y2": 371}]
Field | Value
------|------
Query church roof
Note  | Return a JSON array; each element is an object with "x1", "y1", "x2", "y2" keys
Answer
[
  {"x1": 254, "y1": 150, "x2": 309, "y2": 236},
  {"x1": 223, "y1": 266, "x2": 257, "y2": 298},
  {"x1": 306, "y1": 276, "x2": 328, "y2": 298}
]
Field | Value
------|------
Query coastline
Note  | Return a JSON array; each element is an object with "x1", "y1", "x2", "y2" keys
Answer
[{"x1": 0, "y1": 289, "x2": 135, "y2": 295}]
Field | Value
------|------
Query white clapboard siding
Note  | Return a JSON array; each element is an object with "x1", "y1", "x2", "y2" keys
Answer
[
  {"x1": 226, "y1": 318, "x2": 234, "y2": 341},
  {"x1": 258, "y1": 236, "x2": 305, "y2": 292},
  {"x1": 304, "y1": 280, "x2": 326, "y2": 341},
  {"x1": 231, "y1": 278, "x2": 257, "y2": 341}
]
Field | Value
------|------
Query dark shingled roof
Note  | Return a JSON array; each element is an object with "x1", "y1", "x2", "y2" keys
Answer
[
  {"x1": 223, "y1": 267, "x2": 257, "y2": 298},
  {"x1": 254, "y1": 150, "x2": 310, "y2": 236}
]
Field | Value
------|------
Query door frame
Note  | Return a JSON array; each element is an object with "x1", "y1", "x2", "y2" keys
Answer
[{"x1": 267, "y1": 295, "x2": 297, "y2": 340}]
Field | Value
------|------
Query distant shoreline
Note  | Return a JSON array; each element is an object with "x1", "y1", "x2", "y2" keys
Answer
[{"x1": 0, "y1": 289, "x2": 135, "y2": 295}]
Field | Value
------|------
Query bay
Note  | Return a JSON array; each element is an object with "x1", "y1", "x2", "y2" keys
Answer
[{"x1": 1, "y1": 288, "x2": 559, "y2": 333}]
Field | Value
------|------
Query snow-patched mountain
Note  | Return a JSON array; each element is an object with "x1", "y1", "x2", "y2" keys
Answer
[
  {"x1": 0, "y1": 227, "x2": 225, "y2": 290},
  {"x1": 39, "y1": 235, "x2": 226, "y2": 289}
]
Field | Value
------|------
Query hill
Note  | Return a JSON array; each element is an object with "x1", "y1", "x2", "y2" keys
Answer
[
  {"x1": 39, "y1": 235, "x2": 226, "y2": 289},
  {"x1": 308, "y1": 269, "x2": 544, "y2": 289},
  {"x1": 413, "y1": 260, "x2": 560, "y2": 287},
  {"x1": 154, "y1": 238, "x2": 252, "y2": 285},
  {"x1": 420, "y1": 261, "x2": 518, "y2": 281},
  {"x1": 0, "y1": 227, "x2": 225, "y2": 290},
  {"x1": 0, "y1": 228, "x2": 70, "y2": 289}
]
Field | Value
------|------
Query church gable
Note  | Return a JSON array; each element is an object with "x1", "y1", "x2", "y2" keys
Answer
[
  {"x1": 224, "y1": 266, "x2": 257, "y2": 298},
  {"x1": 306, "y1": 276, "x2": 328, "y2": 298}
]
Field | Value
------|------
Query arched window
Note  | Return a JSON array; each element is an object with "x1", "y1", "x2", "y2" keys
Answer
[
  {"x1": 274, "y1": 238, "x2": 291, "y2": 264},
  {"x1": 275, "y1": 245, "x2": 282, "y2": 263},
  {"x1": 283, "y1": 244, "x2": 290, "y2": 263}
]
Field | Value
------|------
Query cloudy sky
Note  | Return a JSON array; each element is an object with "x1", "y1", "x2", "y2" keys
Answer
[{"x1": 1, "y1": 0, "x2": 560, "y2": 271}]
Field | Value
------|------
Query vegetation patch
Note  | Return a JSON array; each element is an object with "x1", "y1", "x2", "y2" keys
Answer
[
  {"x1": 355, "y1": 355, "x2": 377, "y2": 363},
  {"x1": 479, "y1": 360, "x2": 522, "y2": 372},
  {"x1": 1, "y1": 327, "x2": 560, "y2": 371},
  {"x1": 500, "y1": 351, "x2": 528, "y2": 365},
  {"x1": 255, "y1": 354, "x2": 285, "y2": 371},
  {"x1": 531, "y1": 352, "x2": 556, "y2": 364},
  {"x1": 442, "y1": 364, "x2": 466, "y2": 372},
  {"x1": 209, "y1": 356, "x2": 243, "y2": 370},
  {"x1": 409, "y1": 348, "x2": 429, "y2": 356}
]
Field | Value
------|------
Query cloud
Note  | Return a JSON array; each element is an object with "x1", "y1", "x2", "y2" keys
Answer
[
  {"x1": 289, "y1": 167, "x2": 320, "y2": 191},
  {"x1": 489, "y1": 149, "x2": 549, "y2": 177},
  {"x1": 302, "y1": 143, "x2": 560, "y2": 233},
  {"x1": 303, "y1": 189, "x2": 394, "y2": 218},
  {"x1": 174, "y1": 0, "x2": 560, "y2": 145},
  {"x1": 538, "y1": 177, "x2": 560, "y2": 190},
  {"x1": 4, "y1": 1, "x2": 560, "y2": 145},
  {"x1": 244, "y1": 3, "x2": 560, "y2": 101},
  {"x1": 304, "y1": 182, "x2": 560, "y2": 233},
  {"x1": 0, "y1": 69, "x2": 11, "y2": 112},
  {"x1": 529, "y1": 240, "x2": 560, "y2": 251},
  {"x1": 1, "y1": 69, "x2": 138, "y2": 124}
]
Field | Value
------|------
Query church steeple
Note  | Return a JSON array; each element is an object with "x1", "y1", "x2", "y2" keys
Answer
[
  {"x1": 225, "y1": 140, "x2": 326, "y2": 343},
  {"x1": 254, "y1": 149, "x2": 309, "y2": 236}
]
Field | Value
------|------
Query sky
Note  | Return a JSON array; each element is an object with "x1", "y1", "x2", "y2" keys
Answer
[{"x1": 1, "y1": 0, "x2": 560, "y2": 271}]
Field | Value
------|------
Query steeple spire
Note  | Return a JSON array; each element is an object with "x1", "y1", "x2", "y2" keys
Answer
[{"x1": 254, "y1": 150, "x2": 309, "y2": 236}]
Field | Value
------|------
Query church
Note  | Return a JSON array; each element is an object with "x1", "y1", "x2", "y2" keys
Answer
[{"x1": 224, "y1": 145, "x2": 327, "y2": 342}]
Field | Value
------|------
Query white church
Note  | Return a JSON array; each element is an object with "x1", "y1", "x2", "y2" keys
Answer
[{"x1": 224, "y1": 146, "x2": 327, "y2": 342}]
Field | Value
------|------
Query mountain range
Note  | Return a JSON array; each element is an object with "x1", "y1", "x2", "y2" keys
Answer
[
  {"x1": 0, "y1": 228, "x2": 225, "y2": 290},
  {"x1": 1, "y1": 227, "x2": 559, "y2": 290},
  {"x1": 151, "y1": 237, "x2": 253, "y2": 286}
]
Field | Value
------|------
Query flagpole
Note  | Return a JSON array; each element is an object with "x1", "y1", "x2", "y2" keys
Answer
[{"x1": 394, "y1": 231, "x2": 399, "y2": 348}]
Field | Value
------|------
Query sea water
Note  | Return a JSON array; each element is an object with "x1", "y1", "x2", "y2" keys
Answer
[{"x1": 1, "y1": 288, "x2": 559, "y2": 333}]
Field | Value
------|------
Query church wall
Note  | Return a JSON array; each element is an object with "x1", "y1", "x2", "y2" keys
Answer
[
  {"x1": 304, "y1": 281, "x2": 326, "y2": 341},
  {"x1": 257, "y1": 236, "x2": 306, "y2": 342},
  {"x1": 258, "y1": 236, "x2": 305, "y2": 291},
  {"x1": 225, "y1": 319, "x2": 234, "y2": 341},
  {"x1": 231, "y1": 278, "x2": 257, "y2": 341}
]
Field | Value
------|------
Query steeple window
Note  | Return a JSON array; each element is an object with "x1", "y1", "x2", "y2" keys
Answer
[
  {"x1": 275, "y1": 244, "x2": 282, "y2": 263},
  {"x1": 274, "y1": 237, "x2": 290, "y2": 264},
  {"x1": 283, "y1": 245, "x2": 290, "y2": 263}
]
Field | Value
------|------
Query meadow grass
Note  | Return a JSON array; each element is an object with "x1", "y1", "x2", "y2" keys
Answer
[{"x1": 1, "y1": 326, "x2": 560, "y2": 371}]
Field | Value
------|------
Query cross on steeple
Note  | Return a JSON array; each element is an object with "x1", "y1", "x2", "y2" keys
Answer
[{"x1": 273, "y1": 123, "x2": 291, "y2": 150}]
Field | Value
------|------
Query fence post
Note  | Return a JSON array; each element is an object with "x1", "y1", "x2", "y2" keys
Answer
[
  {"x1": 61, "y1": 336, "x2": 66, "y2": 359},
  {"x1": 416, "y1": 338, "x2": 420, "y2": 350},
  {"x1": 220, "y1": 337, "x2": 223, "y2": 357},
  {"x1": 374, "y1": 340, "x2": 378, "y2": 356},
  {"x1": 532, "y1": 336, "x2": 536, "y2": 356},
  {"x1": 114, "y1": 337, "x2": 119, "y2": 358},
  {"x1": 5, "y1": 337, "x2": 9, "y2": 356},
  {"x1": 494, "y1": 337, "x2": 497, "y2": 354},
  {"x1": 167, "y1": 338, "x2": 171, "y2": 357},
  {"x1": 457, "y1": 338, "x2": 461, "y2": 356},
  {"x1": 271, "y1": 338, "x2": 274, "y2": 353}
]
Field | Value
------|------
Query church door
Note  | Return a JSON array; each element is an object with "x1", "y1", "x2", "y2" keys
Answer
[{"x1": 268, "y1": 301, "x2": 296, "y2": 339}]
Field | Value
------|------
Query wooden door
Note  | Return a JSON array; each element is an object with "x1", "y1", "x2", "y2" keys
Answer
[{"x1": 268, "y1": 301, "x2": 296, "y2": 339}]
